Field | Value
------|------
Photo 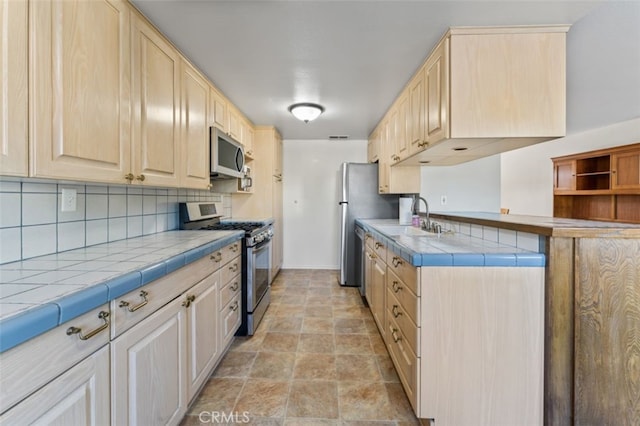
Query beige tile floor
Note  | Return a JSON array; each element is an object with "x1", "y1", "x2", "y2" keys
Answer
[{"x1": 181, "y1": 269, "x2": 420, "y2": 426}]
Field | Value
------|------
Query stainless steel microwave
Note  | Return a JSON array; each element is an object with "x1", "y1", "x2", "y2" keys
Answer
[{"x1": 210, "y1": 127, "x2": 245, "y2": 179}]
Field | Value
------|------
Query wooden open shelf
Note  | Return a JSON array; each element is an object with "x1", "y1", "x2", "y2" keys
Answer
[{"x1": 552, "y1": 143, "x2": 640, "y2": 224}]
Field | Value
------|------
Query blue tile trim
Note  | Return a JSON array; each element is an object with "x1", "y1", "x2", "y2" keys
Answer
[
  {"x1": 421, "y1": 254, "x2": 453, "y2": 266},
  {"x1": 516, "y1": 253, "x2": 546, "y2": 267},
  {"x1": 56, "y1": 284, "x2": 109, "y2": 323},
  {"x1": 0, "y1": 304, "x2": 59, "y2": 352},
  {"x1": 141, "y1": 262, "x2": 167, "y2": 285},
  {"x1": 484, "y1": 254, "x2": 517, "y2": 267},
  {"x1": 165, "y1": 254, "x2": 186, "y2": 274},
  {"x1": 452, "y1": 254, "x2": 485, "y2": 266},
  {"x1": 105, "y1": 271, "x2": 142, "y2": 300},
  {"x1": 184, "y1": 246, "x2": 207, "y2": 264}
]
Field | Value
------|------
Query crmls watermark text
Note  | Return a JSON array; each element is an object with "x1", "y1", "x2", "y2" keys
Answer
[{"x1": 198, "y1": 411, "x2": 251, "y2": 424}]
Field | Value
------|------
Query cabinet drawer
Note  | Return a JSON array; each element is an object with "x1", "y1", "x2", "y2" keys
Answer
[
  {"x1": 220, "y1": 255, "x2": 241, "y2": 286},
  {"x1": 220, "y1": 275, "x2": 241, "y2": 309},
  {"x1": 387, "y1": 254, "x2": 419, "y2": 295},
  {"x1": 386, "y1": 316, "x2": 419, "y2": 412},
  {"x1": 0, "y1": 305, "x2": 110, "y2": 413},
  {"x1": 214, "y1": 240, "x2": 242, "y2": 266},
  {"x1": 387, "y1": 269, "x2": 419, "y2": 325},
  {"x1": 111, "y1": 254, "x2": 217, "y2": 338},
  {"x1": 387, "y1": 287, "x2": 419, "y2": 356},
  {"x1": 372, "y1": 238, "x2": 388, "y2": 265},
  {"x1": 220, "y1": 293, "x2": 241, "y2": 349}
]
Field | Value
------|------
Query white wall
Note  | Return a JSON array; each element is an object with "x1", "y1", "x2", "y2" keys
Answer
[
  {"x1": 282, "y1": 139, "x2": 367, "y2": 269},
  {"x1": 501, "y1": 117, "x2": 640, "y2": 216},
  {"x1": 420, "y1": 155, "x2": 501, "y2": 213}
]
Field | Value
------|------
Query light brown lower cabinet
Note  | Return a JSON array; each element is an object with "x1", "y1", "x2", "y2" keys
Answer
[
  {"x1": 0, "y1": 242, "x2": 242, "y2": 426},
  {"x1": 364, "y1": 248, "x2": 546, "y2": 425}
]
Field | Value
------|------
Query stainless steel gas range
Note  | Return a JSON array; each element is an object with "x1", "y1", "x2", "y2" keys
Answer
[{"x1": 179, "y1": 202, "x2": 273, "y2": 335}]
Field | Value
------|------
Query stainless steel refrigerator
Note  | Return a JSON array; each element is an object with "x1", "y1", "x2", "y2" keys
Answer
[{"x1": 338, "y1": 163, "x2": 399, "y2": 292}]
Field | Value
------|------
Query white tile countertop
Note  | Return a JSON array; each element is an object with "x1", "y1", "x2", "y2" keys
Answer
[
  {"x1": 357, "y1": 219, "x2": 546, "y2": 267},
  {"x1": 0, "y1": 230, "x2": 244, "y2": 352}
]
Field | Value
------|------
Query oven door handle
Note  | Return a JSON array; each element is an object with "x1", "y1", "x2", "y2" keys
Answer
[{"x1": 253, "y1": 238, "x2": 272, "y2": 251}]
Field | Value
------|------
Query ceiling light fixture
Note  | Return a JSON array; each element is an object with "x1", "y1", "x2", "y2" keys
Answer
[{"x1": 288, "y1": 103, "x2": 325, "y2": 123}]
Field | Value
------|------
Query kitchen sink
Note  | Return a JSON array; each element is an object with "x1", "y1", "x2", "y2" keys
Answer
[{"x1": 376, "y1": 225, "x2": 440, "y2": 237}]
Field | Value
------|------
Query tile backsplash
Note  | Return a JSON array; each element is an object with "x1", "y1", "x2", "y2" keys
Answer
[{"x1": 0, "y1": 179, "x2": 231, "y2": 264}]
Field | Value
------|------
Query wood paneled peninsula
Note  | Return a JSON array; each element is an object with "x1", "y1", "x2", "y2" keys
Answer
[{"x1": 429, "y1": 211, "x2": 640, "y2": 426}]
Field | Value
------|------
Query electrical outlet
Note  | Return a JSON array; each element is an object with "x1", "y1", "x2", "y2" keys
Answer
[
  {"x1": 61, "y1": 188, "x2": 77, "y2": 212},
  {"x1": 440, "y1": 195, "x2": 447, "y2": 205}
]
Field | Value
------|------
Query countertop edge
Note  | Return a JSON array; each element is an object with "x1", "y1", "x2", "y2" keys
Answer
[{"x1": 0, "y1": 230, "x2": 244, "y2": 354}]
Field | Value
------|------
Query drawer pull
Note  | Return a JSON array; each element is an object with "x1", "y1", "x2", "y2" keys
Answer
[
  {"x1": 230, "y1": 300, "x2": 239, "y2": 312},
  {"x1": 392, "y1": 256, "x2": 403, "y2": 267},
  {"x1": 392, "y1": 304, "x2": 403, "y2": 318},
  {"x1": 182, "y1": 294, "x2": 196, "y2": 308},
  {"x1": 374, "y1": 241, "x2": 383, "y2": 249},
  {"x1": 230, "y1": 282, "x2": 239, "y2": 291},
  {"x1": 392, "y1": 281, "x2": 403, "y2": 293},
  {"x1": 392, "y1": 327, "x2": 402, "y2": 343},
  {"x1": 119, "y1": 290, "x2": 149, "y2": 313},
  {"x1": 230, "y1": 244, "x2": 239, "y2": 252},
  {"x1": 210, "y1": 252, "x2": 222, "y2": 262},
  {"x1": 67, "y1": 311, "x2": 110, "y2": 341},
  {"x1": 229, "y1": 263, "x2": 239, "y2": 273}
]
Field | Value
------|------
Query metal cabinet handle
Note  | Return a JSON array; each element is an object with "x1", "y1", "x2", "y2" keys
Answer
[
  {"x1": 230, "y1": 244, "x2": 239, "y2": 252},
  {"x1": 374, "y1": 242, "x2": 383, "y2": 249},
  {"x1": 392, "y1": 281, "x2": 402, "y2": 293},
  {"x1": 392, "y1": 305, "x2": 403, "y2": 318},
  {"x1": 119, "y1": 290, "x2": 149, "y2": 312},
  {"x1": 182, "y1": 294, "x2": 196, "y2": 308},
  {"x1": 229, "y1": 263, "x2": 239, "y2": 273},
  {"x1": 67, "y1": 311, "x2": 110, "y2": 341},
  {"x1": 392, "y1": 256, "x2": 403, "y2": 267},
  {"x1": 210, "y1": 252, "x2": 222, "y2": 262},
  {"x1": 124, "y1": 173, "x2": 134, "y2": 182},
  {"x1": 136, "y1": 174, "x2": 145, "y2": 182},
  {"x1": 230, "y1": 300, "x2": 239, "y2": 312},
  {"x1": 418, "y1": 141, "x2": 429, "y2": 148},
  {"x1": 230, "y1": 282, "x2": 239, "y2": 291},
  {"x1": 391, "y1": 327, "x2": 402, "y2": 343}
]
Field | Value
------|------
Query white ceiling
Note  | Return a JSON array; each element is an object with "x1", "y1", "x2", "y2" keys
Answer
[{"x1": 131, "y1": 0, "x2": 602, "y2": 140}]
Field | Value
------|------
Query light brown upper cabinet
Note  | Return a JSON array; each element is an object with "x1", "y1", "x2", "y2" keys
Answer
[
  {"x1": 209, "y1": 86, "x2": 227, "y2": 133},
  {"x1": 240, "y1": 118, "x2": 255, "y2": 159},
  {"x1": 1, "y1": 0, "x2": 28, "y2": 177},
  {"x1": 30, "y1": 0, "x2": 132, "y2": 183},
  {"x1": 180, "y1": 60, "x2": 210, "y2": 189},
  {"x1": 390, "y1": 26, "x2": 569, "y2": 166},
  {"x1": 553, "y1": 160, "x2": 576, "y2": 192},
  {"x1": 131, "y1": 13, "x2": 181, "y2": 187},
  {"x1": 227, "y1": 106, "x2": 241, "y2": 142}
]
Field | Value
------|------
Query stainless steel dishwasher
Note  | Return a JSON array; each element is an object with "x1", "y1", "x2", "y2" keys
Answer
[{"x1": 354, "y1": 225, "x2": 366, "y2": 299}]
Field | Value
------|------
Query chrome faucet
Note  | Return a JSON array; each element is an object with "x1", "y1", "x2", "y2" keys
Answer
[{"x1": 411, "y1": 196, "x2": 430, "y2": 230}]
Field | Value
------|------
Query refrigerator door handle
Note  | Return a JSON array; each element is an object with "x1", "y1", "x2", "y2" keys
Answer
[
  {"x1": 338, "y1": 201, "x2": 347, "y2": 205},
  {"x1": 339, "y1": 202, "x2": 348, "y2": 284}
]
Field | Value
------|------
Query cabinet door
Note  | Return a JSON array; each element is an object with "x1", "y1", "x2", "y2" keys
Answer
[
  {"x1": 368, "y1": 129, "x2": 380, "y2": 163},
  {"x1": 388, "y1": 107, "x2": 400, "y2": 164},
  {"x1": 227, "y1": 107, "x2": 241, "y2": 141},
  {"x1": 30, "y1": 0, "x2": 131, "y2": 183},
  {"x1": 397, "y1": 92, "x2": 410, "y2": 160},
  {"x1": 425, "y1": 37, "x2": 449, "y2": 144},
  {"x1": 273, "y1": 133, "x2": 283, "y2": 177},
  {"x1": 131, "y1": 15, "x2": 181, "y2": 187},
  {"x1": 180, "y1": 61, "x2": 210, "y2": 189},
  {"x1": 185, "y1": 272, "x2": 220, "y2": 401},
  {"x1": 220, "y1": 294, "x2": 242, "y2": 349},
  {"x1": 112, "y1": 297, "x2": 187, "y2": 426},
  {"x1": 378, "y1": 121, "x2": 390, "y2": 194},
  {"x1": 209, "y1": 86, "x2": 227, "y2": 132},
  {"x1": 1, "y1": 346, "x2": 110, "y2": 425},
  {"x1": 364, "y1": 247, "x2": 374, "y2": 306},
  {"x1": 0, "y1": 0, "x2": 28, "y2": 177},
  {"x1": 371, "y1": 258, "x2": 386, "y2": 340},
  {"x1": 554, "y1": 160, "x2": 576, "y2": 192},
  {"x1": 408, "y1": 68, "x2": 425, "y2": 155},
  {"x1": 242, "y1": 120, "x2": 255, "y2": 158},
  {"x1": 612, "y1": 150, "x2": 640, "y2": 190},
  {"x1": 272, "y1": 176, "x2": 283, "y2": 277}
]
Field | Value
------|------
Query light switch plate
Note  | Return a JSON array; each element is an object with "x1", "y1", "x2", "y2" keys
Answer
[{"x1": 61, "y1": 188, "x2": 77, "y2": 212}]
